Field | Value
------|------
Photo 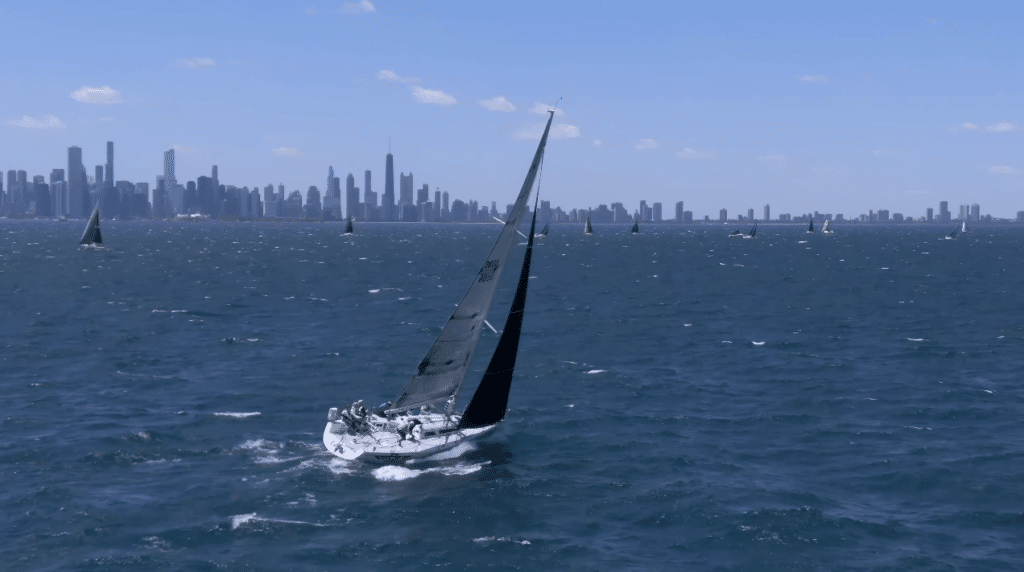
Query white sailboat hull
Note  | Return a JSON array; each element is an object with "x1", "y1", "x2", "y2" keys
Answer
[{"x1": 323, "y1": 412, "x2": 500, "y2": 462}]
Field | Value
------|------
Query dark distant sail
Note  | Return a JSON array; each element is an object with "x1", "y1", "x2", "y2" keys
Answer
[
  {"x1": 80, "y1": 206, "x2": 102, "y2": 245},
  {"x1": 584, "y1": 217, "x2": 593, "y2": 235},
  {"x1": 808, "y1": 218, "x2": 814, "y2": 233},
  {"x1": 344, "y1": 216, "x2": 354, "y2": 234},
  {"x1": 631, "y1": 218, "x2": 639, "y2": 233},
  {"x1": 458, "y1": 197, "x2": 540, "y2": 429},
  {"x1": 538, "y1": 223, "x2": 549, "y2": 237},
  {"x1": 749, "y1": 223, "x2": 756, "y2": 237}
]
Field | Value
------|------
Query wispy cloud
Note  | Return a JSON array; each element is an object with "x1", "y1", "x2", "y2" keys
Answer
[
  {"x1": 989, "y1": 165, "x2": 1020, "y2": 175},
  {"x1": 98, "y1": 117, "x2": 115, "y2": 122},
  {"x1": 179, "y1": 57, "x2": 216, "y2": 68},
  {"x1": 412, "y1": 86, "x2": 456, "y2": 105},
  {"x1": 70, "y1": 85, "x2": 122, "y2": 104},
  {"x1": 987, "y1": 122, "x2": 1016, "y2": 132},
  {"x1": 677, "y1": 147, "x2": 713, "y2": 159},
  {"x1": 530, "y1": 102, "x2": 566, "y2": 116},
  {"x1": 272, "y1": 147, "x2": 303, "y2": 157},
  {"x1": 593, "y1": 139, "x2": 603, "y2": 147},
  {"x1": 378, "y1": 69, "x2": 417, "y2": 83},
  {"x1": 479, "y1": 96, "x2": 515, "y2": 112},
  {"x1": 342, "y1": 0, "x2": 375, "y2": 13},
  {"x1": 757, "y1": 154, "x2": 786, "y2": 164},
  {"x1": 6, "y1": 114, "x2": 66, "y2": 129},
  {"x1": 173, "y1": 145, "x2": 197, "y2": 154},
  {"x1": 798, "y1": 75, "x2": 827, "y2": 83},
  {"x1": 962, "y1": 122, "x2": 979, "y2": 131},
  {"x1": 635, "y1": 138, "x2": 658, "y2": 150},
  {"x1": 514, "y1": 123, "x2": 581, "y2": 141}
]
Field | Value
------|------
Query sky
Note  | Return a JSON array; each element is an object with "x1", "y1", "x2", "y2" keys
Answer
[{"x1": 2, "y1": 1, "x2": 1022, "y2": 218}]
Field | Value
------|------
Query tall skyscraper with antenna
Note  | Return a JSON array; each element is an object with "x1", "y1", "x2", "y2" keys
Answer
[{"x1": 383, "y1": 147, "x2": 395, "y2": 221}]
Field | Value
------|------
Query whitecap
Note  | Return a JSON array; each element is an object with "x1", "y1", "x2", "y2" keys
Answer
[
  {"x1": 752, "y1": 341, "x2": 765, "y2": 346},
  {"x1": 372, "y1": 465, "x2": 423, "y2": 481},
  {"x1": 905, "y1": 338, "x2": 926, "y2": 342},
  {"x1": 585, "y1": 369, "x2": 606, "y2": 374},
  {"x1": 368, "y1": 289, "x2": 380, "y2": 294},
  {"x1": 230, "y1": 513, "x2": 326, "y2": 530},
  {"x1": 473, "y1": 536, "x2": 531, "y2": 545},
  {"x1": 721, "y1": 341, "x2": 732, "y2": 344},
  {"x1": 798, "y1": 240, "x2": 808, "y2": 244},
  {"x1": 683, "y1": 323, "x2": 692, "y2": 327},
  {"x1": 214, "y1": 412, "x2": 261, "y2": 418}
]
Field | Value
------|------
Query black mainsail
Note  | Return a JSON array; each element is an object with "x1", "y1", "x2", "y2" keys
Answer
[
  {"x1": 80, "y1": 206, "x2": 102, "y2": 245},
  {"x1": 386, "y1": 111, "x2": 555, "y2": 415},
  {"x1": 344, "y1": 216, "x2": 354, "y2": 234},
  {"x1": 584, "y1": 217, "x2": 593, "y2": 235},
  {"x1": 631, "y1": 218, "x2": 639, "y2": 233},
  {"x1": 808, "y1": 217, "x2": 814, "y2": 233}
]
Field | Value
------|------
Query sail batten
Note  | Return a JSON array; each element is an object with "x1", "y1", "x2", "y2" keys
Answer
[{"x1": 387, "y1": 111, "x2": 555, "y2": 414}]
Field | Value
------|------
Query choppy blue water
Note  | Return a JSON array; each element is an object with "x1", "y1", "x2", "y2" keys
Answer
[{"x1": 2, "y1": 219, "x2": 1023, "y2": 571}]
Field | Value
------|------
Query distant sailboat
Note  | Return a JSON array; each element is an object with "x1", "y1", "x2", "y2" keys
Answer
[
  {"x1": 79, "y1": 206, "x2": 103, "y2": 249},
  {"x1": 821, "y1": 219, "x2": 834, "y2": 235},
  {"x1": 807, "y1": 217, "x2": 814, "y2": 233},
  {"x1": 729, "y1": 228, "x2": 744, "y2": 237},
  {"x1": 343, "y1": 216, "x2": 354, "y2": 235},
  {"x1": 584, "y1": 216, "x2": 593, "y2": 235},
  {"x1": 322, "y1": 110, "x2": 556, "y2": 462},
  {"x1": 946, "y1": 226, "x2": 958, "y2": 240},
  {"x1": 742, "y1": 223, "x2": 757, "y2": 239},
  {"x1": 961, "y1": 220, "x2": 968, "y2": 233},
  {"x1": 535, "y1": 223, "x2": 549, "y2": 238},
  {"x1": 631, "y1": 218, "x2": 639, "y2": 234}
]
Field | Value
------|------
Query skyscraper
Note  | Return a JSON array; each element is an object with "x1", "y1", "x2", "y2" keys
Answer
[
  {"x1": 399, "y1": 172, "x2": 413, "y2": 206},
  {"x1": 105, "y1": 142, "x2": 114, "y2": 189},
  {"x1": 164, "y1": 149, "x2": 176, "y2": 186},
  {"x1": 68, "y1": 146, "x2": 87, "y2": 217},
  {"x1": 747, "y1": 208, "x2": 754, "y2": 222},
  {"x1": 345, "y1": 173, "x2": 359, "y2": 220},
  {"x1": 383, "y1": 152, "x2": 395, "y2": 221},
  {"x1": 763, "y1": 204, "x2": 770, "y2": 222}
]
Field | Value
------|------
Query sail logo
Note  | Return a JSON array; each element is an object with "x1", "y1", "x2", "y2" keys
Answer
[{"x1": 477, "y1": 259, "x2": 500, "y2": 282}]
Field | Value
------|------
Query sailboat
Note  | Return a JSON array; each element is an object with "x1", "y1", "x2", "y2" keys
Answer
[
  {"x1": 79, "y1": 206, "x2": 103, "y2": 249},
  {"x1": 961, "y1": 220, "x2": 968, "y2": 233},
  {"x1": 323, "y1": 111, "x2": 555, "y2": 462},
  {"x1": 945, "y1": 226, "x2": 958, "y2": 240},
  {"x1": 821, "y1": 219, "x2": 834, "y2": 235},
  {"x1": 630, "y1": 218, "x2": 639, "y2": 234},
  {"x1": 343, "y1": 216, "x2": 354, "y2": 236},
  {"x1": 742, "y1": 223, "x2": 757, "y2": 239},
  {"x1": 807, "y1": 217, "x2": 814, "y2": 233},
  {"x1": 584, "y1": 216, "x2": 593, "y2": 235},
  {"x1": 535, "y1": 223, "x2": 549, "y2": 238}
]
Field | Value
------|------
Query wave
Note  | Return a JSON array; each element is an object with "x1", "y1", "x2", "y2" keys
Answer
[{"x1": 214, "y1": 412, "x2": 261, "y2": 418}]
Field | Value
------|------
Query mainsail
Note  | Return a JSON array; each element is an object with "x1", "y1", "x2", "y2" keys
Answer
[
  {"x1": 631, "y1": 218, "x2": 639, "y2": 233},
  {"x1": 80, "y1": 207, "x2": 102, "y2": 245},
  {"x1": 387, "y1": 111, "x2": 555, "y2": 414},
  {"x1": 584, "y1": 217, "x2": 593, "y2": 234},
  {"x1": 344, "y1": 216, "x2": 354, "y2": 234}
]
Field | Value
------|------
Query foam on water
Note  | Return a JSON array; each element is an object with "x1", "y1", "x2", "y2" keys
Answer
[{"x1": 213, "y1": 412, "x2": 261, "y2": 418}]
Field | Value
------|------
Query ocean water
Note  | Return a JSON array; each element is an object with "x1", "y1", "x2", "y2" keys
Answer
[{"x1": 2, "y1": 219, "x2": 1023, "y2": 571}]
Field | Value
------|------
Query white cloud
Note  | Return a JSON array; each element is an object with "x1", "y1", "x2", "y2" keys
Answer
[
  {"x1": 70, "y1": 85, "x2": 122, "y2": 104},
  {"x1": 593, "y1": 139, "x2": 603, "y2": 147},
  {"x1": 378, "y1": 69, "x2": 417, "y2": 83},
  {"x1": 479, "y1": 96, "x2": 515, "y2": 112},
  {"x1": 989, "y1": 165, "x2": 1020, "y2": 175},
  {"x1": 412, "y1": 86, "x2": 456, "y2": 105},
  {"x1": 757, "y1": 154, "x2": 786, "y2": 164},
  {"x1": 798, "y1": 75, "x2": 828, "y2": 83},
  {"x1": 272, "y1": 147, "x2": 303, "y2": 157},
  {"x1": 987, "y1": 122, "x2": 1016, "y2": 132},
  {"x1": 514, "y1": 123, "x2": 581, "y2": 141},
  {"x1": 6, "y1": 114, "x2": 66, "y2": 129},
  {"x1": 180, "y1": 57, "x2": 216, "y2": 69},
  {"x1": 635, "y1": 138, "x2": 658, "y2": 150},
  {"x1": 677, "y1": 147, "x2": 713, "y2": 159},
  {"x1": 173, "y1": 145, "x2": 197, "y2": 154},
  {"x1": 962, "y1": 122, "x2": 979, "y2": 130},
  {"x1": 530, "y1": 102, "x2": 566, "y2": 116},
  {"x1": 342, "y1": 0, "x2": 375, "y2": 13}
]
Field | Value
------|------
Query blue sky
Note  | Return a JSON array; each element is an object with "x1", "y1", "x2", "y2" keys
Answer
[{"x1": 2, "y1": 1, "x2": 1021, "y2": 218}]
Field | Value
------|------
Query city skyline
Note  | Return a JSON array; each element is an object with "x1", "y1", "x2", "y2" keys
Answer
[
  {"x1": 2, "y1": 2, "x2": 1022, "y2": 216},
  {"x1": 1, "y1": 138, "x2": 1015, "y2": 224}
]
